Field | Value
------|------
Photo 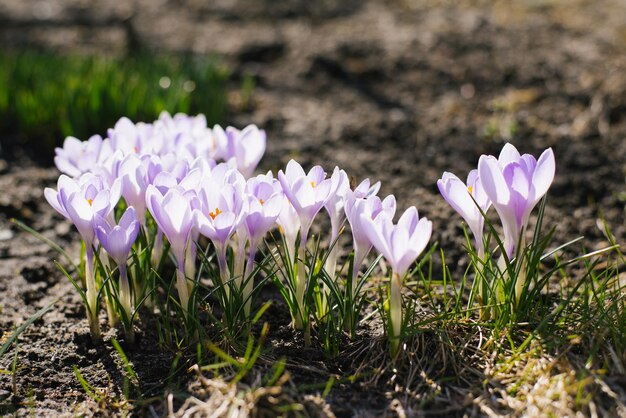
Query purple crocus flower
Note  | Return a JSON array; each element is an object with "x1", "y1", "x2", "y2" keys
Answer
[
  {"x1": 146, "y1": 185, "x2": 194, "y2": 266},
  {"x1": 108, "y1": 117, "x2": 163, "y2": 157},
  {"x1": 276, "y1": 195, "x2": 301, "y2": 263},
  {"x1": 240, "y1": 173, "x2": 283, "y2": 315},
  {"x1": 352, "y1": 178, "x2": 381, "y2": 199},
  {"x1": 95, "y1": 206, "x2": 140, "y2": 334},
  {"x1": 44, "y1": 173, "x2": 121, "y2": 246},
  {"x1": 146, "y1": 185, "x2": 194, "y2": 312},
  {"x1": 54, "y1": 135, "x2": 113, "y2": 178},
  {"x1": 93, "y1": 150, "x2": 124, "y2": 189},
  {"x1": 193, "y1": 176, "x2": 248, "y2": 294},
  {"x1": 277, "y1": 160, "x2": 335, "y2": 328},
  {"x1": 244, "y1": 173, "x2": 284, "y2": 246},
  {"x1": 478, "y1": 143, "x2": 555, "y2": 258},
  {"x1": 214, "y1": 124, "x2": 266, "y2": 178},
  {"x1": 95, "y1": 207, "x2": 140, "y2": 266},
  {"x1": 44, "y1": 172, "x2": 121, "y2": 340},
  {"x1": 156, "y1": 111, "x2": 217, "y2": 161},
  {"x1": 345, "y1": 192, "x2": 396, "y2": 275},
  {"x1": 361, "y1": 206, "x2": 432, "y2": 356},
  {"x1": 324, "y1": 168, "x2": 350, "y2": 237},
  {"x1": 119, "y1": 154, "x2": 149, "y2": 225},
  {"x1": 437, "y1": 169, "x2": 491, "y2": 256},
  {"x1": 277, "y1": 160, "x2": 334, "y2": 248},
  {"x1": 361, "y1": 207, "x2": 431, "y2": 278}
]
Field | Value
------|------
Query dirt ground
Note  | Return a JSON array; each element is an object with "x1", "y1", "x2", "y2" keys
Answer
[{"x1": 2, "y1": 0, "x2": 626, "y2": 416}]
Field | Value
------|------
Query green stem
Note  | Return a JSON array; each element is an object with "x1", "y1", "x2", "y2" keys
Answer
[
  {"x1": 85, "y1": 246, "x2": 101, "y2": 342},
  {"x1": 176, "y1": 267, "x2": 190, "y2": 316},
  {"x1": 242, "y1": 242, "x2": 257, "y2": 318},
  {"x1": 389, "y1": 271, "x2": 403, "y2": 358},
  {"x1": 119, "y1": 264, "x2": 135, "y2": 345}
]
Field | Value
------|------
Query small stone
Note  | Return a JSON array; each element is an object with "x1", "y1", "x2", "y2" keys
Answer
[
  {"x1": 0, "y1": 229, "x2": 13, "y2": 241},
  {"x1": 54, "y1": 222, "x2": 71, "y2": 236}
]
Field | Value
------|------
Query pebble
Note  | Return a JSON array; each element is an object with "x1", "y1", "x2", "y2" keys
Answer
[{"x1": 0, "y1": 229, "x2": 13, "y2": 241}]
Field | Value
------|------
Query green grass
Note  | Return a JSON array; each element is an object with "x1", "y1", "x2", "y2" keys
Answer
[{"x1": 0, "y1": 50, "x2": 229, "y2": 157}]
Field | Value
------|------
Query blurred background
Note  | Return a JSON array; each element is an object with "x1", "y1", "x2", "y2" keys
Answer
[{"x1": 2, "y1": 0, "x2": 626, "y2": 246}]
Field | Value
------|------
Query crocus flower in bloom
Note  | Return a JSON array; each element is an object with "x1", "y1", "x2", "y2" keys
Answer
[
  {"x1": 156, "y1": 111, "x2": 217, "y2": 161},
  {"x1": 437, "y1": 169, "x2": 491, "y2": 256},
  {"x1": 352, "y1": 178, "x2": 381, "y2": 199},
  {"x1": 361, "y1": 206, "x2": 432, "y2": 356},
  {"x1": 44, "y1": 173, "x2": 121, "y2": 247},
  {"x1": 244, "y1": 174, "x2": 283, "y2": 246},
  {"x1": 323, "y1": 167, "x2": 350, "y2": 277},
  {"x1": 276, "y1": 195, "x2": 301, "y2": 262},
  {"x1": 95, "y1": 206, "x2": 140, "y2": 267},
  {"x1": 345, "y1": 192, "x2": 396, "y2": 275},
  {"x1": 119, "y1": 154, "x2": 149, "y2": 225},
  {"x1": 478, "y1": 143, "x2": 555, "y2": 258},
  {"x1": 213, "y1": 124, "x2": 266, "y2": 178},
  {"x1": 44, "y1": 172, "x2": 121, "y2": 340},
  {"x1": 108, "y1": 117, "x2": 163, "y2": 157},
  {"x1": 361, "y1": 207, "x2": 431, "y2": 279},
  {"x1": 146, "y1": 185, "x2": 194, "y2": 312},
  {"x1": 240, "y1": 173, "x2": 283, "y2": 314},
  {"x1": 54, "y1": 135, "x2": 113, "y2": 178},
  {"x1": 95, "y1": 206, "x2": 140, "y2": 340},
  {"x1": 277, "y1": 160, "x2": 334, "y2": 248},
  {"x1": 193, "y1": 176, "x2": 248, "y2": 295},
  {"x1": 277, "y1": 160, "x2": 334, "y2": 328}
]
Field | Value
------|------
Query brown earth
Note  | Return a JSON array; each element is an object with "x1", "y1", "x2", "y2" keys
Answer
[{"x1": 2, "y1": 0, "x2": 626, "y2": 416}]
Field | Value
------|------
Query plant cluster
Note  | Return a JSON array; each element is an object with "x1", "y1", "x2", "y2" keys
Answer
[{"x1": 43, "y1": 111, "x2": 571, "y2": 360}]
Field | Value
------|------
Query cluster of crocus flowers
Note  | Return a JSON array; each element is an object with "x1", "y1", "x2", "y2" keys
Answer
[
  {"x1": 46, "y1": 112, "x2": 267, "y2": 340},
  {"x1": 45, "y1": 112, "x2": 434, "y2": 356},
  {"x1": 438, "y1": 143, "x2": 556, "y2": 304}
]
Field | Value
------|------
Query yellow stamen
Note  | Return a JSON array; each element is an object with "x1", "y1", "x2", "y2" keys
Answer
[
  {"x1": 259, "y1": 198, "x2": 265, "y2": 205},
  {"x1": 310, "y1": 181, "x2": 316, "y2": 188},
  {"x1": 467, "y1": 186, "x2": 473, "y2": 195},
  {"x1": 87, "y1": 198, "x2": 93, "y2": 206},
  {"x1": 209, "y1": 207, "x2": 222, "y2": 220}
]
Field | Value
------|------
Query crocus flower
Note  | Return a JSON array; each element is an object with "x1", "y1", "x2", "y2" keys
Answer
[
  {"x1": 108, "y1": 117, "x2": 163, "y2": 157},
  {"x1": 244, "y1": 174, "x2": 284, "y2": 246},
  {"x1": 44, "y1": 173, "x2": 121, "y2": 247},
  {"x1": 119, "y1": 154, "x2": 149, "y2": 225},
  {"x1": 95, "y1": 207, "x2": 140, "y2": 266},
  {"x1": 146, "y1": 185, "x2": 194, "y2": 312},
  {"x1": 193, "y1": 176, "x2": 248, "y2": 296},
  {"x1": 95, "y1": 206, "x2": 140, "y2": 340},
  {"x1": 240, "y1": 173, "x2": 283, "y2": 315},
  {"x1": 277, "y1": 160, "x2": 334, "y2": 248},
  {"x1": 352, "y1": 178, "x2": 381, "y2": 199},
  {"x1": 277, "y1": 160, "x2": 334, "y2": 328},
  {"x1": 361, "y1": 207, "x2": 432, "y2": 279},
  {"x1": 437, "y1": 169, "x2": 491, "y2": 256},
  {"x1": 93, "y1": 150, "x2": 124, "y2": 189},
  {"x1": 276, "y1": 195, "x2": 301, "y2": 262},
  {"x1": 478, "y1": 143, "x2": 555, "y2": 258},
  {"x1": 323, "y1": 168, "x2": 350, "y2": 277},
  {"x1": 361, "y1": 206, "x2": 432, "y2": 356},
  {"x1": 345, "y1": 193, "x2": 396, "y2": 275},
  {"x1": 44, "y1": 172, "x2": 121, "y2": 340},
  {"x1": 54, "y1": 135, "x2": 113, "y2": 178},
  {"x1": 214, "y1": 124, "x2": 266, "y2": 178},
  {"x1": 156, "y1": 111, "x2": 217, "y2": 161}
]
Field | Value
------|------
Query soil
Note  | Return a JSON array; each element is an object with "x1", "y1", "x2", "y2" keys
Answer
[{"x1": 2, "y1": 0, "x2": 626, "y2": 416}]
